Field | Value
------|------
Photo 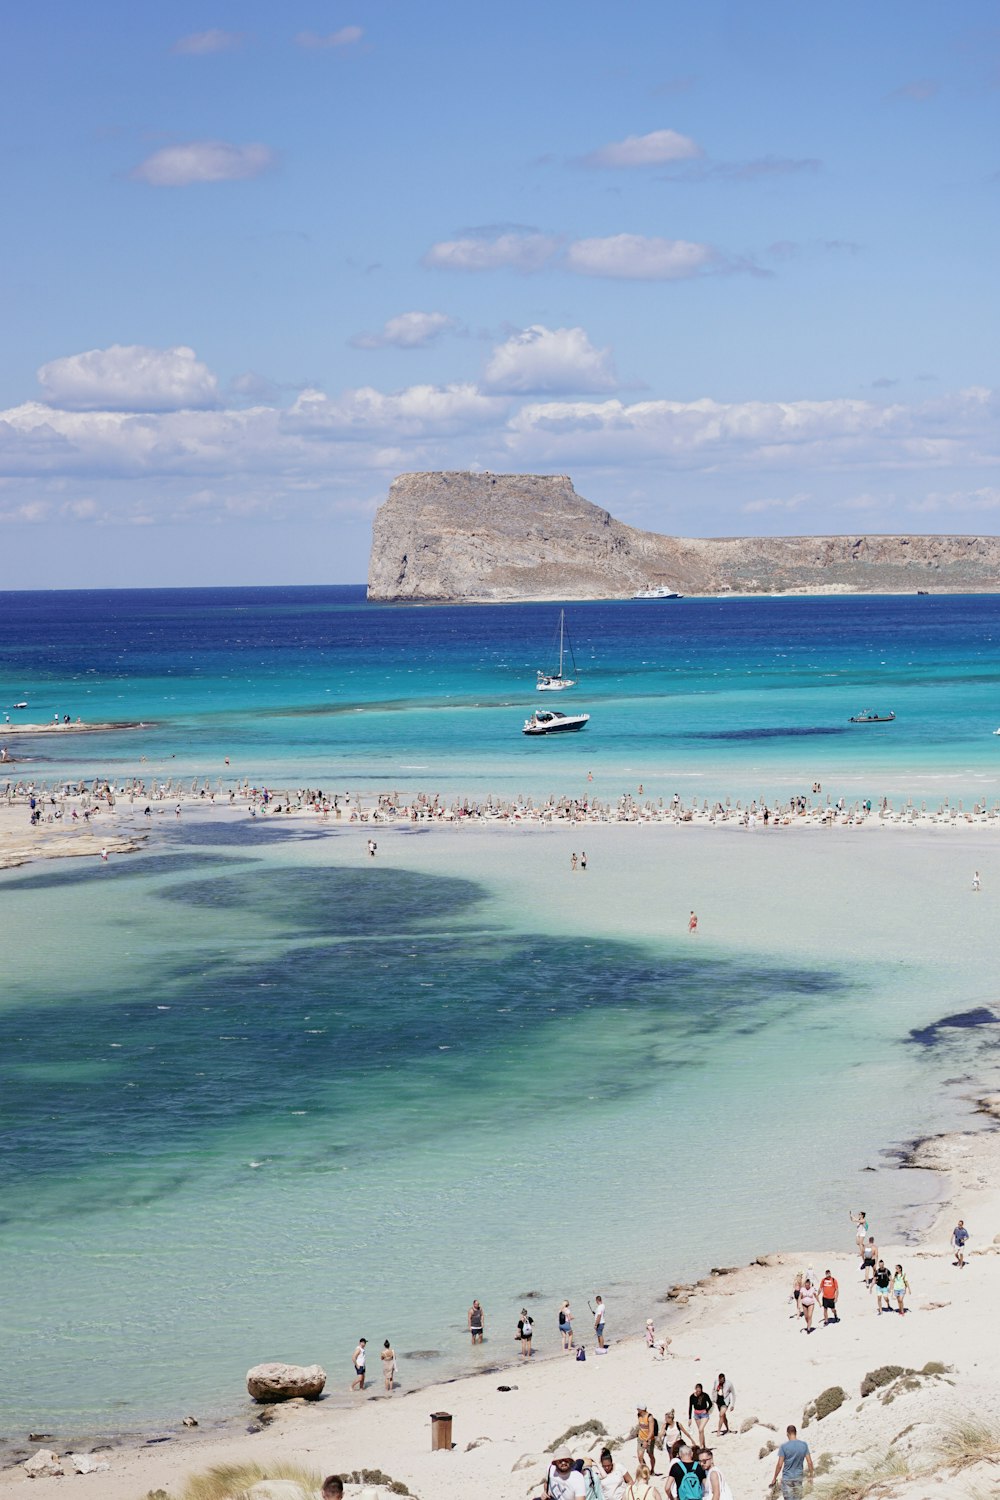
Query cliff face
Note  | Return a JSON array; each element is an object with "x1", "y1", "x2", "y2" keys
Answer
[{"x1": 367, "y1": 471, "x2": 1000, "y2": 601}]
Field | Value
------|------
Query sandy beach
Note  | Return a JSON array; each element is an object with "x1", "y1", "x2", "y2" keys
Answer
[
  {"x1": 3, "y1": 1088, "x2": 999, "y2": 1499},
  {"x1": 3, "y1": 798, "x2": 1000, "y2": 1498}
]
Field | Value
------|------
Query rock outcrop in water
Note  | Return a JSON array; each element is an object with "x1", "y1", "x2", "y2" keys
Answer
[{"x1": 367, "y1": 471, "x2": 1000, "y2": 600}]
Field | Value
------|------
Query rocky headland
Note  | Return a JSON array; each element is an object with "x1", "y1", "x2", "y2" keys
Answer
[{"x1": 367, "y1": 471, "x2": 1000, "y2": 600}]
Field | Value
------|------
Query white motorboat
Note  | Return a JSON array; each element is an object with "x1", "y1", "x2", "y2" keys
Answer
[
  {"x1": 523, "y1": 708, "x2": 590, "y2": 736},
  {"x1": 536, "y1": 609, "x2": 578, "y2": 691},
  {"x1": 631, "y1": 586, "x2": 683, "y2": 599}
]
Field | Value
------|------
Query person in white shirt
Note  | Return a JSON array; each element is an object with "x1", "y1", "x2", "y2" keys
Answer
[
  {"x1": 547, "y1": 1448, "x2": 587, "y2": 1500},
  {"x1": 592, "y1": 1294, "x2": 607, "y2": 1349},
  {"x1": 591, "y1": 1449, "x2": 630, "y2": 1500}
]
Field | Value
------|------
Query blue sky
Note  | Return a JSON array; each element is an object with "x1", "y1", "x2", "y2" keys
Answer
[{"x1": 2, "y1": 1, "x2": 998, "y2": 586}]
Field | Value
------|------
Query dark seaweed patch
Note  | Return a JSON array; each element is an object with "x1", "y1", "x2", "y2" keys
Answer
[{"x1": 908, "y1": 1007, "x2": 1000, "y2": 1047}]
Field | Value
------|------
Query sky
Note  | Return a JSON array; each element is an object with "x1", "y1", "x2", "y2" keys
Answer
[{"x1": 1, "y1": 0, "x2": 998, "y2": 587}]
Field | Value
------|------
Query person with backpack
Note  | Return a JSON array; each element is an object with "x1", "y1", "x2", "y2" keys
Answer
[
  {"x1": 668, "y1": 1442, "x2": 705, "y2": 1500},
  {"x1": 546, "y1": 1447, "x2": 587, "y2": 1500},
  {"x1": 518, "y1": 1308, "x2": 534, "y2": 1357},
  {"x1": 636, "y1": 1405, "x2": 659, "y2": 1474},
  {"x1": 559, "y1": 1300, "x2": 575, "y2": 1350}
]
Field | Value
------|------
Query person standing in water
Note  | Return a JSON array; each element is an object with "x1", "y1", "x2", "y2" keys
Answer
[
  {"x1": 468, "y1": 1299, "x2": 485, "y2": 1343},
  {"x1": 688, "y1": 911, "x2": 698, "y2": 935},
  {"x1": 350, "y1": 1338, "x2": 367, "y2": 1391},
  {"x1": 380, "y1": 1339, "x2": 396, "y2": 1392}
]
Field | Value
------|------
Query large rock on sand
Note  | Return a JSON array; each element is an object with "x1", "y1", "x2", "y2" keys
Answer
[
  {"x1": 24, "y1": 1449, "x2": 64, "y2": 1477},
  {"x1": 246, "y1": 1362, "x2": 326, "y2": 1402}
]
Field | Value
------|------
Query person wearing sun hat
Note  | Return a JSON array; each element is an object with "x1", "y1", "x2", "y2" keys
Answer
[{"x1": 546, "y1": 1446, "x2": 586, "y2": 1500}]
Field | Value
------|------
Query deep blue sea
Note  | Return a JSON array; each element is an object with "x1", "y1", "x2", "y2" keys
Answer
[
  {"x1": 1, "y1": 588, "x2": 998, "y2": 1449},
  {"x1": 3, "y1": 585, "x2": 1000, "y2": 801}
]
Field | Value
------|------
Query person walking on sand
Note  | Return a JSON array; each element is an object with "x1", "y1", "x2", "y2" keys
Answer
[
  {"x1": 380, "y1": 1339, "x2": 397, "y2": 1392},
  {"x1": 861, "y1": 1235, "x2": 878, "y2": 1290},
  {"x1": 798, "y1": 1279, "x2": 818, "y2": 1332},
  {"x1": 874, "y1": 1260, "x2": 892, "y2": 1314},
  {"x1": 595, "y1": 1448, "x2": 630, "y2": 1500},
  {"x1": 699, "y1": 1449, "x2": 734, "y2": 1500},
  {"x1": 952, "y1": 1219, "x2": 970, "y2": 1267},
  {"x1": 350, "y1": 1338, "x2": 367, "y2": 1391},
  {"x1": 688, "y1": 911, "x2": 698, "y2": 935},
  {"x1": 819, "y1": 1269, "x2": 839, "y2": 1325},
  {"x1": 468, "y1": 1298, "x2": 485, "y2": 1343},
  {"x1": 892, "y1": 1264, "x2": 911, "y2": 1313},
  {"x1": 667, "y1": 1442, "x2": 704, "y2": 1500},
  {"x1": 636, "y1": 1404, "x2": 658, "y2": 1473},
  {"x1": 790, "y1": 1271, "x2": 804, "y2": 1318},
  {"x1": 662, "y1": 1411, "x2": 694, "y2": 1451},
  {"x1": 688, "y1": 1384, "x2": 713, "y2": 1447},
  {"x1": 592, "y1": 1294, "x2": 607, "y2": 1349},
  {"x1": 546, "y1": 1448, "x2": 587, "y2": 1500},
  {"x1": 770, "y1": 1426, "x2": 813, "y2": 1500},
  {"x1": 713, "y1": 1374, "x2": 735, "y2": 1435}
]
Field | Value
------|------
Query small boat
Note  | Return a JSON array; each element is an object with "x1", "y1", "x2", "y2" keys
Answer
[
  {"x1": 632, "y1": 586, "x2": 683, "y2": 599},
  {"x1": 13, "y1": 701, "x2": 27, "y2": 710},
  {"x1": 536, "y1": 610, "x2": 578, "y2": 691},
  {"x1": 523, "y1": 708, "x2": 590, "y2": 736},
  {"x1": 849, "y1": 710, "x2": 896, "y2": 723}
]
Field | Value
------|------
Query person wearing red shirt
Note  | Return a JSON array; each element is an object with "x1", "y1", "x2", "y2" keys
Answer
[{"x1": 819, "y1": 1271, "x2": 839, "y2": 1326}]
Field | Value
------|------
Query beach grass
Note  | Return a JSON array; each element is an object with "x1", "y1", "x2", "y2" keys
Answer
[{"x1": 175, "y1": 1459, "x2": 323, "y2": 1499}]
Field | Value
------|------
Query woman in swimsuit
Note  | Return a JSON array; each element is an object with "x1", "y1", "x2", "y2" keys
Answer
[
  {"x1": 798, "y1": 1279, "x2": 818, "y2": 1332},
  {"x1": 688, "y1": 1384, "x2": 713, "y2": 1445},
  {"x1": 791, "y1": 1271, "x2": 804, "y2": 1318},
  {"x1": 381, "y1": 1339, "x2": 396, "y2": 1392},
  {"x1": 892, "y1": 1265, "x2": 910, "y2": 1315},
  {"x1": 851, "y1": 1209, "x2": 868, "y2": 1252}
]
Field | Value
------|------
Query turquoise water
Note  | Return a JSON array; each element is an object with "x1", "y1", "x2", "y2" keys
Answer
[
  {"x1": 1, "y1": 588, "x2": 998, "y2": 1446},
  {"x1": 3, "y1": 587, "x2": 1000, "y2": 800}
]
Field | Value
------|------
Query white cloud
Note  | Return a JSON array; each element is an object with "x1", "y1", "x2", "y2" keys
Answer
[
  {"x1": 424, "y1": 232, "x2": 559, "y2": 272},
  {"x1": 295, "y1": 26, "x2": 363, "y2": 49},
  {"x1": 37, "y1": 345, "x2": 220, "y2": 412},
  {"x1": 483, "y1": 326, "x2": 616, "y2": 394},
  {"x1": 133, "y1": 141, "x2": 276, "y2": 187},
  {"x1": 350, "y1": 312, "x2": 457, "y2": 349},
  {"x1": 504, "y1": 388, "x2": 1000, "y2": 471},
  {"x1": 171, "y1": 30, "x2": 244, "y2": 55},
  {"x1": 584, "y1": 128, "x2": 703, "y2": 167},
  {"x1": 0, "y1": 377, "x2": 995, "y2": 535},
  {"x1": 564, "y1": 234, "x2": 719, "y2": 280}
]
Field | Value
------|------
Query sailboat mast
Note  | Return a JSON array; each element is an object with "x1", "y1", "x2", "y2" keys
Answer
[{"x1": 558, "y1": 610, "x2": 565, "y2": 678}]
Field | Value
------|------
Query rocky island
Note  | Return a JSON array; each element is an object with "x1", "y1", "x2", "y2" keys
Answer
[{"x1": 367, "y1": 471, "x2": 1000, "y2": 600}]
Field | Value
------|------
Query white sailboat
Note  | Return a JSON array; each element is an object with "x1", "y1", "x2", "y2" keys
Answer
[{"x1": 536, "y1": 610, "x2": 578, "y2": 691}]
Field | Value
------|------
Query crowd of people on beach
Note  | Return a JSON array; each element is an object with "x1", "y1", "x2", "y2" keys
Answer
[{"x1": 6, "y1": 773, "x2": 1000, "y2": 834}]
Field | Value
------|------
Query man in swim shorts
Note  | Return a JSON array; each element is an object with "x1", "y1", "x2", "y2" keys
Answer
[
  {"x1": 468, "y1": 1299, "x2": 485, "y2": 1342},
  {"x1": 873, "y1": 1261, "x2": 892, "y2": 1314},
  {"x1": 951, "y1": 1220, "x2": 970, "y2": 1267},
  {"x1": 819, "y1": 1270, "x2": 839, "y2": 1325}
]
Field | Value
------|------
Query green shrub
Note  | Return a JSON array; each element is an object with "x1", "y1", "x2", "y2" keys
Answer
[
  {"x1": 546, "y1": 1420, "x2": 608, "y2": 1454},
  {"x1": 860, "y1": 1364, "x2": 908, "y2": 1398},
  {"x1": 814, "y1": 1387, "x2": 847, "y2": 1421}
]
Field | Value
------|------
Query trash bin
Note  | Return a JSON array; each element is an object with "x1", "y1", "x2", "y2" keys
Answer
[{"x1": 430, "y1": 1411, "x2": 453, "y2": 1451}]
